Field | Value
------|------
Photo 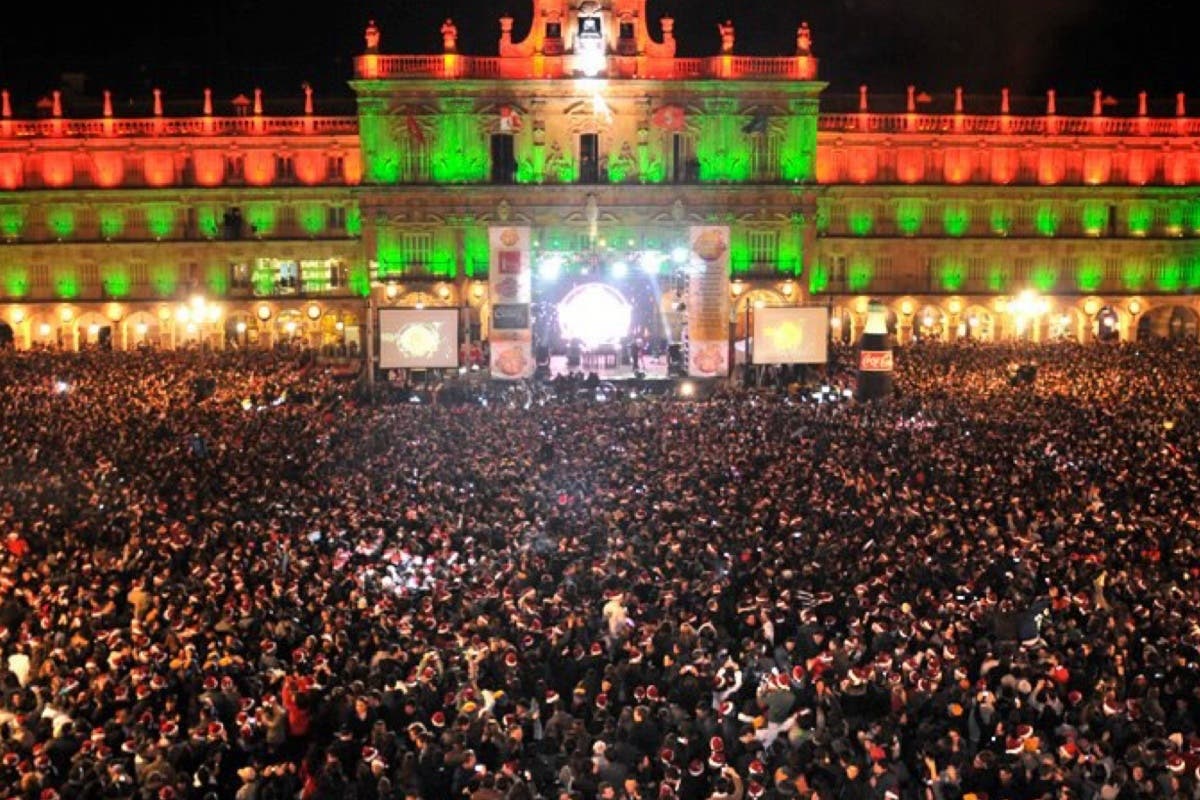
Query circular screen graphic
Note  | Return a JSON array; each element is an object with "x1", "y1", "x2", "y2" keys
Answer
[{"x1": 557, "y1": 283, "x2": 633, "y2": 348}]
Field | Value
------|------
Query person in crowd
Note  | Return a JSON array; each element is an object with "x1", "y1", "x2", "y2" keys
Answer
[{"x1": 1, "y1": 338, "x2": 1199, "y2": 800}]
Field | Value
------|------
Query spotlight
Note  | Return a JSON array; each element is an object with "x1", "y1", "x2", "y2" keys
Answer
[
  {"x1": 679, "y1": 381, "x2": 696, "y2": 398},
  {"x1": 641, "y1": 252, "x2": 664, "y2": 276},
  {"x1": 671, "y1": 246, "x2": 689, "y2": 264},
  {"x1": 539, "y1": 255, "x2": 563, "y2": 282},
  {"x1": 611, "y1": 260, "x2": 628, "y2": 279}
]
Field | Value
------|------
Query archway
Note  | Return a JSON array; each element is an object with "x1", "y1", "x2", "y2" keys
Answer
[
  {"x1": 75, "y1": 311, "x2": 113, "y2": 350},
  {"x1": 962, "y1": 306, "x2": 994, "y2": 342},
  {"x1": 830, "y1": 306, "x2": 855, "y2": 344},
  {"x1": 914, "y1": 306, "x2": 946, "y2": 342},
  {"x1": 1048, "y1": 307, "x2": 1086, "y2": 343},
  {"x1": 122, "y1": 311, "x2": 161, "y2": 350},
  {"x1": 1096, "y1": 306, "x2": 1121, "y2": 342},
  {"x1": 1138, "y1": 305, "x2": 1199, "y2": 341},
  {"x1": 225, "y1": 311, "x2": 260, "y2": 349},
  {"x1": 0, "y1": 321, "x2": 12, "y2": 349}
]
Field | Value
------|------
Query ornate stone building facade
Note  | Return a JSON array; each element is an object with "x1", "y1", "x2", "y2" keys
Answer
[{"x1": 1, "y1": 0, "x2": 1198, "y2": 352}]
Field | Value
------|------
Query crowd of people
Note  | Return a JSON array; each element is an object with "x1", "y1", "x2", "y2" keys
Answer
[{"x1": 1, "y1": 339, "x2": 1199, "y2": 800}]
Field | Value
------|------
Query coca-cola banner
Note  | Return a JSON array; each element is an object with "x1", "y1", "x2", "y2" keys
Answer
[
  {"x1": 686, "y1": 226, "x2": 731, "y2": 377},
  {"x1": 488, "y1": 226, "x2": 533, "y2": 380},
  {"x1": 859, "y1": 350, "x2": 894, "y2": 372}
]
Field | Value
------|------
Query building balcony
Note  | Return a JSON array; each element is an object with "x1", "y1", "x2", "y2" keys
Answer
[{"x1": 354, "y1": 54, "x2": 818, "y2": 82}]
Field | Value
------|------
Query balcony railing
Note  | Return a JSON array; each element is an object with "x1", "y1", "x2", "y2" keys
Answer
[
  {"x1": 355, "y1": 54, "x2": 818, "y2": 81},
  {"x1": 0, "y1": 116, "x2": 359, "y2": 139},
  {"x1": 819, "y1": 113, "x2": 1200, "y2": 137}
]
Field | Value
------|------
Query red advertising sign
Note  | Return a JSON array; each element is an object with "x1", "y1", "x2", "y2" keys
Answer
[
  {"x1": 859, "y1": 350, "x2": 894, "y2": 372},
  {"x1": 497, "y1": 250, "x2": 522, "y2": 274}
]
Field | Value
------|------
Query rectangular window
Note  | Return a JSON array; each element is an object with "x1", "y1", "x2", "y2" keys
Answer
[
  {"x1": 327, "y1": 206, "x2": 347, "y2": 231},
  {"x1": 747, "y1": 230, "x2": 778, "y2": 267},
  {"x1": 829, "y1": 255, "x2": 847, "y2": 286},
  {"x1": 327, "y1": 156, "x2": 345, "y2": 181},
  {"x1": 579, "y1": 133, "x2": 600, "y2": 183},
  {"x1": 230, "y1": 262, "x2": 252, "y2": 290},
  {"x1": 226, "y1": 156, "x2": 245, "y2": 181},
  {"x1": 750, "y1": 134, "x2": 780, "y2": 181},
  {"x1": 301, "y1": 259, "x2": 332, "y2": 293},
  {"x1": 672, "y1": 133, "x2": 696, "y2": 183},
  {"x1": 490, "y1": 134, "x2": 516, "y2": 184},
  {"x1": 276, "y1": 156, "x2": 295, "y2": 181},
  {"x1": 402, "y1": 232, "x2": 434, "y2": 268}
]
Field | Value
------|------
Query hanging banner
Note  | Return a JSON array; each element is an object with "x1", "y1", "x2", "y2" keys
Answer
[
  {"x1": 686, "y1": 225, "x2": 731, "y2": 377},
  {"x1": 488, "y1": 226, "x2": 533, "y2": 380}
]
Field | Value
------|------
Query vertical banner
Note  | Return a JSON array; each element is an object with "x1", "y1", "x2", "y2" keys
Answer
[
  {"x1": 686, "y1": 225, "x2": 731, "y2": 377},
  {"x1": 488, "y1": 226, "x2": 534, "y2": 379}
]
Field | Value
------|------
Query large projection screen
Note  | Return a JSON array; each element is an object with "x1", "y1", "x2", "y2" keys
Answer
[
  {"x1": 752, "y1": 307, "x2": 829, "y2": 365},
  {"x1": 379, "y1": 309, "x2": 459, "y2": 369}
]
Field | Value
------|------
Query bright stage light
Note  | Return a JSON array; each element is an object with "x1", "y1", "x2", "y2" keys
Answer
[
  {"x1": 671, "y1": 246, "x2": 689, "y2": 264},
  {"x1": 679, "y1": 381, "x2": 696, "y2": 398},
  {"x1": 539, "y1": 255, "x2": 563, "y2": 282},
  {"x1": 640, "y1": 252, "x2": 664, "y2": 276},
  {"x1": 558, "y1": 282, "x2": 632, "y2": 349},
  {"x1": 611, "y1": 261, "x2": 628, "y2": 279}
]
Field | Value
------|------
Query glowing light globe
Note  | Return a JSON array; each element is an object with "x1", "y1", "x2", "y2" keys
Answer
[{"x1": 558, "y1": 283, "x2": 632, "y2": 349}]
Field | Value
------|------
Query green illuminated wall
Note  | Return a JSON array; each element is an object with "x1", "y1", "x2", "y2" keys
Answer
[
  {"x1": 151, "y1": 265, "x2": 178, "y2": 296},
  {"x1": 1081, "y1": 202, "x2": 1109, "y2": 235},
  {"x1": 462, "y1": 227, "x2": 489, "y2": 278},
  {"x1": 780, "y1": 98, "x2": 819, "y2": 182},
  {"x1": 146, "y1": 205, "x2": 176, "y2": 239},
  {"x1": 431, "y1": 97, "x2": 487, "y2": 184},
  {"x1": 246, "y1": 203, "x2": 277, "y2": 237},
  {"x1": 1034, "y1": 204, "x2": 1060, "y2": 237},
  {"x1": 896, "y1": 199, "x2": 924, "y2": 236},
  {"x1": 778, "y1": 226, "x2": 802, "y2": 276},
  {"x1": 987, "y1": 263, "x2": 1011, "y2": 292},
  {"x1": 695, "y1": 98, "x2": 751, "y2": 182},
  {"x1": 101, "y1": 264, "x2": 131, "y2": 298},
  {"x1": 99, "y1": 207, "x2": 126, "y2": 240},
  {"x1": 346, "y1": 207, "x2": 363, "y2": 237},
  {"x1": 1120, "y1": 257, "x2": 1147, "y2": 291},
  {"x1": 729, "y1": 233, "x2": 751, "y2": 275},
  {"x1": 808, "y1": 260, "x2": 829, "y2": 293},
  {"x1": 989, "y1": 204, "x2": 1013, "y2": 236},
  {"x1": 53, "y1": 267, "x2": 80, "y2": 299},
  {"x1": 847, "y1": 255, "x2": 873, "y2": 291},
  {"x1": 2, "y1": 261, "x2": 28, "y2": 297},
  {"x1": 47, "y1": 206, "x2": 76, "y2": 239},
  {"x1": 349, "y1": 262, "x2": 371, "y2": 296},
  {"x1": 1126, "y1": 203, "x2": 1153, "y2": 236},
  {"x1": 1157, "y1": 258, "x2": 1182, "y2": 292},
  {"x1": 357, "y1": 96, "x2": 403, "y2": 184},
  {"x1": 205, "y1": 262, "x2": 229, "y2": 296},
  {"x1": 0, "y1": 206, "x2": 26, "y2": 239},
  {"x1": 376, "y1": 227, "x2": 405, "y2": 278},
  {"x1": 195, "y1": 206, "x2": 220, "y2": 239},
  {"x1": 298, "y1": 203, "x2": 327, "y2": 236},
  {"x1": 848, "y1": 206, "x2": 874, "y2": 237},
  {"x1": 1076, "y1": 256, "x2": 1104, "y2": 291},
  {"x1": 1030, "y1": 260, "x2": 1058, "y2": 292},
  {"x1": 942, "y1": 204, "x2": 970, "y2": 237},
  {"x1": 938, "y1": 257, "x2": 966, "y2": 291},
  {"x1": 637, "y1": 140, "x2": 665, "y2": 184}
]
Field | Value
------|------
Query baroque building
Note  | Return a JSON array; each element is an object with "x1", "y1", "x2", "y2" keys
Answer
[{"x1": 1, "y1": 0, "x2": 1198, "y2": 353}]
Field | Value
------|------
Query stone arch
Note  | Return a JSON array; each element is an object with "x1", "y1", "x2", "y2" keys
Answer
[
  {"x1": 1138, "y1": 304, "x2": 1199, "y2": 341},
  {"x1": 962, "y1": 306, "x2": 995, "y2": 341},
  {"x1": 122, "y1": 310, "x2": 162, "y2": 350},
  {"x1": 914, "y1": 305, "x2": 947, "y2": 341}
]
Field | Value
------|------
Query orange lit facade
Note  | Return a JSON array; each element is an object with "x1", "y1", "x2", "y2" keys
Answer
[{"x1": 2, "y1": 0, "x2": 1198, "y2": 351}]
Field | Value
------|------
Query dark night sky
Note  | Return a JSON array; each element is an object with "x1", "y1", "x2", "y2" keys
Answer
[{"x1": 0, "y1": 0, "x2": 1194, "y2": 114}]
